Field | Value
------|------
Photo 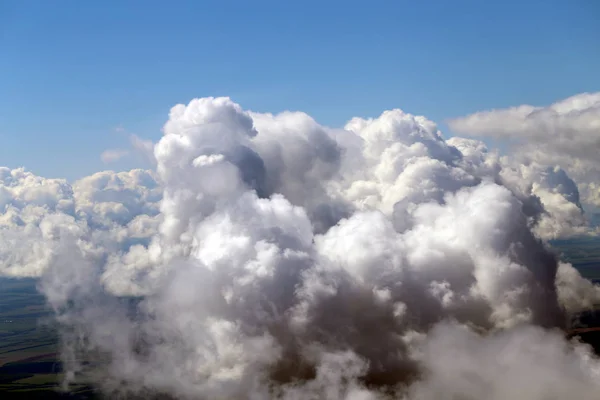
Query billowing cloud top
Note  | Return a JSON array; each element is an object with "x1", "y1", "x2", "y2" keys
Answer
[{"x1": 2, "y1": 95, "x2": 600, "y2": 399}]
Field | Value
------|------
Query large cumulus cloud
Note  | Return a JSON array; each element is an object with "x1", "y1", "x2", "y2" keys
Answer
[{"x1": 1, "y1": 96, "x2": 600, "y2": 399}]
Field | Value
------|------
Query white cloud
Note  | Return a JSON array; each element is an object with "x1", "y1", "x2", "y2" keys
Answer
[
  {"x1": 447, "y1": 92, "x2": 600, "y2": 143},
  {"x1": 0, "y1": 167, "x2": 160, "y2": 278},
  {"x1": 448, "y1": 92, "x2": 600, "y2": 207},
  {"x1": 1, "y1": 96, "x2": 600, "y2": 399},
  {"x1": 100, "y1": 148, "x2": 129, "y2": 163},
  {"x1": 406, "y1": 322, "x2": 600, "y2": 400},
  {"x1": 129, "y1": 133, "x2": 156, "y2": 164},
  {"x1": 101, "y1": 127, "x2": 156, "y2": 165}
]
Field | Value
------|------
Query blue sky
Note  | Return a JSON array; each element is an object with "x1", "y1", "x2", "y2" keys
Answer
[{"x1": 1, "y1": 0, "x2": 599, "y2": 180}]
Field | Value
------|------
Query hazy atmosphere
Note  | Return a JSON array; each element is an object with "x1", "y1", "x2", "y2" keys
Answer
[{"x1": 1, "y1": 1, "x2": 600, "y2": 399}]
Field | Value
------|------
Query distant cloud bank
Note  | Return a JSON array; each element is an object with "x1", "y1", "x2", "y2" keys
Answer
[{"x1": 449, "y1": 92, "x2": 600, "y2": 207}]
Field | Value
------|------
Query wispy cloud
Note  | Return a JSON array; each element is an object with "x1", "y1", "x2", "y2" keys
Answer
[
  {"x1": 129, "y1": 134, "x2": 156, "y2": 165},
  {"x1": 100, "y1": 127, "x2": 156, "y2": 165},
  {"x1": 100, "y1": 148, "x2": 129, "y2": 163}
]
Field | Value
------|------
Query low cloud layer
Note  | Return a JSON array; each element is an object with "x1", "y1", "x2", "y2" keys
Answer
[
  {"x1": 0, "y1": 168, "x2": 161, "y2": 278},
  {"x1": 448, "y1": 92, "x2": 600, "y2": 207},
  {"x1": 2, "y1": 96, "x2": 600, "y2": 399}
]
